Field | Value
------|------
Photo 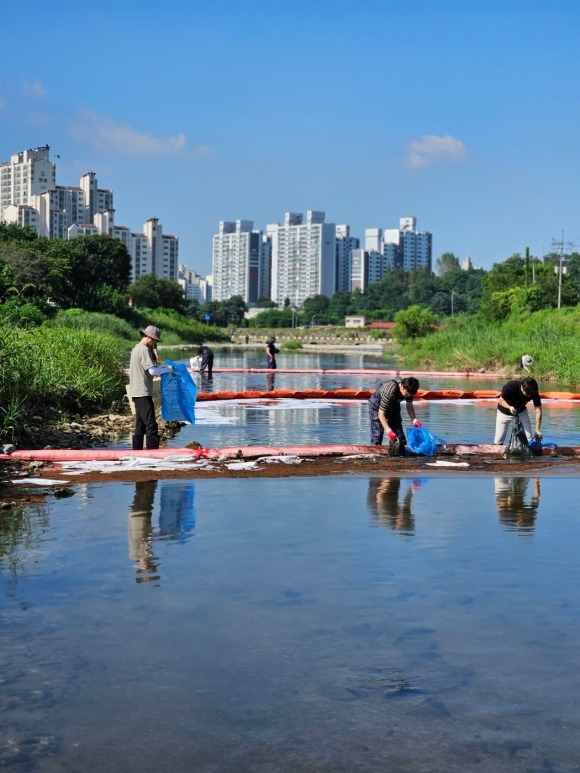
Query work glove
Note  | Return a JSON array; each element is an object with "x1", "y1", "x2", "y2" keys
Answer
[
  {"x1": 413, "y1": 419, "x2": 422, "y2": 427},
  {"x1": 510, "y1": 407, "x2": 518, "y2": 415},
  {"x1": 387, "y1": 430, "x2": 397, "y2": 442},
  {"x1": 533, "y1": 432, "x2": 543, "y2": 443}
]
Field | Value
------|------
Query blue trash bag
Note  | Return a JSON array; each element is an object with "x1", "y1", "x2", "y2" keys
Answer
[
  {"x1": 160, "y1": 359, "x2": 197, "y2": 424},
  {"x1": 406, "y1": 426, "x2": 445, "y2": 456}
]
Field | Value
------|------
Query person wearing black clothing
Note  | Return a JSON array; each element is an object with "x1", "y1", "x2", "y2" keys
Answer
[
  {"x1": 266, "y1": 337, "x2": 278, "y2": 369},
  {"x1": 368, "y1": 377, "x2": 421, "y2": 446},
  {"x1": 494, "y1": 377, "x2": 542, "y2": 445},
  {"x1": 197, "y1": 343, "x2": 214, "y2": 379}
]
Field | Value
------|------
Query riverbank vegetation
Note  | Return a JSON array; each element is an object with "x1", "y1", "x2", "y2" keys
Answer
[
  {"x1": 2, "y1": 222, "x2": 580, "y2": 442},
  {"x1": 398, "y1": 308, "x2": 580, "y2": 385}
]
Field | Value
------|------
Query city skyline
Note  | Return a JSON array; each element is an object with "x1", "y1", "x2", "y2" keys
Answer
[{"x1": 1, "y1": 0, "x2": 579, "y2": 276}]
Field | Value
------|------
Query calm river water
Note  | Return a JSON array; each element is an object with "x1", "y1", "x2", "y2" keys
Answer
[{"x1": 1, "y1": 350, "x2": 579, "y2": 771}]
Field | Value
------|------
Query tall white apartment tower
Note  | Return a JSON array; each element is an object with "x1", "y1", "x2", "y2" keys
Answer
[
  {"x1": 80, "y1": 172, "x2": 113, "y2": 224},
  {"x1": 212, "y1": 220, "x2": 263, "y2": 304},
  {"x1": 142, "y1": 217, "x2": 178, "y2": 281},
  {"x1": 385, "y1": 216, "x2": 432, "y2": 272},
  {"x1": 268, "y1": 211, "x2": 336, "y2": 308},
  {"x1": 335, "y1": 224, "x2": 359, "y2": 293},
  {"x1": 0, "y1": 145, "x2": 56, "y2": 212}
]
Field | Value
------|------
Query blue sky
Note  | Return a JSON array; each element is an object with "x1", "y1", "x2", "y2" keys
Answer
[{"x1": 2, "y1": 0, "x2": 579, "y2": 276}]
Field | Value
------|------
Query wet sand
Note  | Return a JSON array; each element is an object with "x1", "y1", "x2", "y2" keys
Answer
[{"x1": 2, "y1": 452, "x2": 580, "y2": 508}]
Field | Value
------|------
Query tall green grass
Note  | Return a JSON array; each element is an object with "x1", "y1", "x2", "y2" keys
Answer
[
  {"x1": 0, "y1": 323, "x2": 127, "y2": 441},
  {"x1": 398, "y1": 309, "x2": 580, "y2": 386},
  {"x1": 133, "y1": 309, "x2": 230, "y2": 346},
  {"x1": 50, "y1": 309, "x2": 137, "y2": 340}
]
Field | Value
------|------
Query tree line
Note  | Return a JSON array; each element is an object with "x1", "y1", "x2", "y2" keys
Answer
[{"x1": 1, "y1": 224, "x2": 579, "y2": 329}]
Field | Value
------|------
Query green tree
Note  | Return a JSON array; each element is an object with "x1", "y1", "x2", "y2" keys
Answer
[
  {"x1": 435, "y1": 252, "x2": 460, "y2": 276},
  {"x1": 222, "y1": 295, "x2": 248, "y2": 326},
  {"x1": 302, "y1": 294, "x2": 330, "y2": 323},
  {"x1": 128, "y1": 273, "x2": 185, "y2": 313},
  {"x1": 392, "y1": 305, "x2": 437, "y2": 343}
]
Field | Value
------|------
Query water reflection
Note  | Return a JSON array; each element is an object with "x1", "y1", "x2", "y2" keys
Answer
[
  {"x1": 266, "y1": 371, "x2": 276, "y2": 392},
  {"x1": 0, "y1": 503, "x2": 51, "y2": 594},
  {"x1": 494, "y1": 477, "x2": 540, "y2": 535},
  {"x1": 128, "y1": 481, "x2": 160, "y2": 584},
  {"x1": 366, "y1": 478, "x2": 421, "y2": 535},
  {"x1": 127, "y1": 481, "x2": 196, "y2": 583},
  {"x1": 199, "y1": 373, "x2": 214, "y2": 391},
  {"x1": 159, "y1": 483, "x2": 196, "y2": 542}
]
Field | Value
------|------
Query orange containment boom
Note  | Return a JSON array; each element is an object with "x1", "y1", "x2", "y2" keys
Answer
[{"x1": 195, "y1": 389, "x2": 580, "y2": 402}]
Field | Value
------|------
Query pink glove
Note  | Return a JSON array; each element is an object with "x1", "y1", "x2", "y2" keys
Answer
[
  {"x1": 413, "y1": 419, "x2": 422, "y2": 427},
  {"x1": 387, "y1": 430, "x2": 397, "y2": 442}
]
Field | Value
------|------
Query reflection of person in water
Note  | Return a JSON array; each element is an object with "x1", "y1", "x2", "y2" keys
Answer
[
  {"x1": 366, "y1": 478, "x2": 418, "y2": 535},
  {"x1": 266, "y1": 371, "x2": 276, "y2": 392},
  {"x1": 494, "y1": 477, "x2": 540, "y2": 534},
  {"x1": 128, "y1": 480, "x2": 160, "y2": 583},
  {"x1": 159, "y1": 483, "x2": 196, "y2": 542}
]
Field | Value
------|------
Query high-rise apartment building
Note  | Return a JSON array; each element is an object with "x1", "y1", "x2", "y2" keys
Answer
[
  {"x1": 0, "y1": 145, "x2": 179, "y2": 284},
  {"x1": 178, "y1": 264, "x2": 211, "y2": 304},
  {"x1": 268, "y1": 211, "x2": 336, "y2": 308},
  {"x1": 351, "y1": 248, "x2": 386, "y2": 292},
  {"x1": 336, "y1": 224, "x2": 359, "y2": 293},
  {"x1": 0, "y1": 145, "x2": 56, "y2": 211},
  {"x1": 212, "y1": 220, "x2": 266, "y2": 304},
  {"x1": 384, "y1": 216, "x2": 432, "y2": 272}
]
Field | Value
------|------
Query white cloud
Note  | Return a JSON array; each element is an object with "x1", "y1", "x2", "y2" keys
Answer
[
  {"x1": 23, "y1": 80, "x2": 47, "y2": 98},
  {"x1": 404, "y1": 134, "x2": 469, "y2": 169},
  {"x1": 72, "y1": 108, "x2": 187, "y2": 157}
]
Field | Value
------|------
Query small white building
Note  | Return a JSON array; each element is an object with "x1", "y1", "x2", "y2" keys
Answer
[{"x1": 345, "y1": 316, "x2": 367, "y2": 328}]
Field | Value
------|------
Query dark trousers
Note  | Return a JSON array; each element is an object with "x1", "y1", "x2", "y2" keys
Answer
[
  {"x1": 200, "y1": 354, "x2": 214, "y2": 378},
  {"x1": 132, "y1": 396, "x2": 159, "y2": 449},
  {"x1": 267, "y1": 359, "x2": 277, "y2": 370},
  {"x1": 368, "y1": 405, "x2": 404, "y2": 446}
]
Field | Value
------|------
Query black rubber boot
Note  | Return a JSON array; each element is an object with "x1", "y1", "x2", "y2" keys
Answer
[
  {"x1": 132, "y1": 434, "x2": 144, "y2": 450},
  {"x1": 145, "y1": 434, "x2": 160, "y2": 450}
]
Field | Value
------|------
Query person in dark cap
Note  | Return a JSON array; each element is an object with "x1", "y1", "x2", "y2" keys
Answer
[
  {"x1": 266, "y1": 336, "x2": 279, "y2": 369},
  {"x1": 128, "y1": 325, "x2": 171, "y2": 450}
]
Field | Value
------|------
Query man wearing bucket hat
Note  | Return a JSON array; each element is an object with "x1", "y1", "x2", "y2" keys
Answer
[{"x1": 129, "y1": 325, "x2": 171, "y2": 450}]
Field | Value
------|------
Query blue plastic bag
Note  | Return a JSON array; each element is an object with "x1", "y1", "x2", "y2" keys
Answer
[
  {"x1": 406, "y1": 426, "x2": 445, "y2": 456},
  {"x1": 160, "y1": 359, "x2": 197, "y2": 423}
]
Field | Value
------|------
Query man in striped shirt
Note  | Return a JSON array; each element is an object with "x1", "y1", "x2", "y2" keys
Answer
[{"x1": 368, "y1": 377, "x2": 421, "y2": 447}]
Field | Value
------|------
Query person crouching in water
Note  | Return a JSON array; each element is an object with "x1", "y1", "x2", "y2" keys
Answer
[
  {"x1": 494, "y1": 377, "x2": 542, "y2": 445},
  {"x1": 368, "y1": 377, "x2": 421, "y2": 448}
]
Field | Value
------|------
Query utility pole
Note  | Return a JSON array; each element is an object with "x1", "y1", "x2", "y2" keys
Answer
[{"x1": 551, "y1": 231, "x2": 574, "y2": 309}]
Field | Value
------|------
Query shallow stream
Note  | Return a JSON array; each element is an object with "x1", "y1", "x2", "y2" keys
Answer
[{"x1": 1, "y1": 350, "x2": 579, "y2": 770}]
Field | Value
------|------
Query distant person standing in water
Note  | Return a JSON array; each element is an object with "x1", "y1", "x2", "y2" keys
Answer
[
  {"x1": 197, "y1": 343, "x2": 214, "y2": 379},
  {"x1": 266, "y1": 337, "x2": 279, "y2": 369}
]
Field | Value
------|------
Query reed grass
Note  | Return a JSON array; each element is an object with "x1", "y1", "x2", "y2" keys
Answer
[
  {"x1": 398, "y1": 309, "x2": 580, "y2": 386},
  {"x1": 0, "y1": 323, "x2": 127, "y2": 441}
]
